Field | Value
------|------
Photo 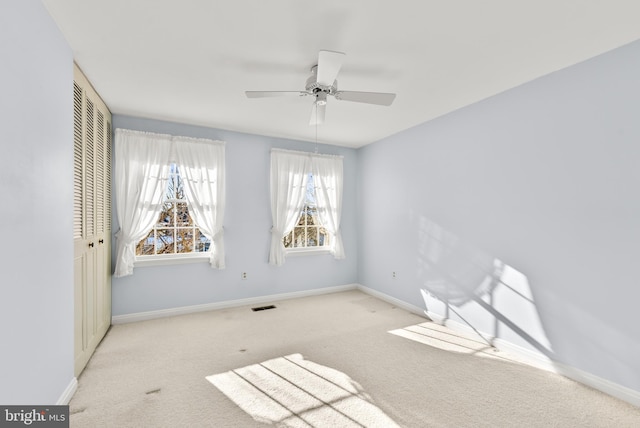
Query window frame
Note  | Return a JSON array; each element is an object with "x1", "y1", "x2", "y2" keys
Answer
[
  {"x1": 283, "y1": 173, "x2": 332, "y2": 256},
  {"x1": 134, "y1": 163, "x2": 212, "y2": 267}
]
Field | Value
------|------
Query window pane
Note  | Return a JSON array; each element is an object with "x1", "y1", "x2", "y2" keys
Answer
[
  {"x1": 157, "y1": 202, "x2": 174, "y2": 226},
  {"x1": 195, "y1": 230, "x2": 211, "y2": 252},
  {"x1": 174, "y1": 167, "x2": 184, "y2": 199},
  {"x1": 319, "y1": 227, "x2": 329, "y2": 246},
  {"x1": 136, "y1": 229, "x2": 156, "y2": 256},
  {"x1": 176, "y1": 228, "x2": 193, "y2": 253},
  {"x1": 305, "y1": 173, "x2": 316, "y2": 205},
  {"x1": 307, "y1": 227, "x2": 318, "y2": 246},
  {"x1": 177, "y1": 202, "x2": 191, "y2": 226},
  {"x1": 307, "y1": 207, "x2": 317, "y2": 226},
  {"x1": 167, "y1": 164, "x2": 184, "y2": 199},
  {"x1": 283, "y1": 231, "x2": 293, "y2": 249},
  {"x1": 302, "y1": 207, "x2": 313, "y2": 226},
  {"x1": 156, "y1": 229, "x2": 174, "y2": 254},
  {"x1": 293, "y1": 227, "x2": 306, "y2": 248}
]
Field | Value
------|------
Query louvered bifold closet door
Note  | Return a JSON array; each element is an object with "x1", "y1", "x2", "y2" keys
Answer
[
  {"x1": 104, "y1": 120, "x2": 112, "y2": 322},
  {"x1": 73, "y1": 83, "x2": 84, "y2": 242},
  {"x1": 73, "y1": 63, "x2": 112, "y2": 377},
  {"x1": 73, "y1": 81, "x2": 85, "y2": 367}
]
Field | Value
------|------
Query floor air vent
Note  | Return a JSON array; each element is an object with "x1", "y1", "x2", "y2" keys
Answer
[{"x1": 251, "y1": 305, "x2": 276, "y2": 312}]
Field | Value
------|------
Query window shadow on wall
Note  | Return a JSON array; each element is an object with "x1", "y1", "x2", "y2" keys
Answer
[{"x1": 415, "y1": 215, "x2": 554, "y2": 361}]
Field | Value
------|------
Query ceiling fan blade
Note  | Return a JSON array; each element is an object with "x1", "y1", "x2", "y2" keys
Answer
[
  {"x1": 309, "y1": 102, "x2": 326, "y2": 126},
  {"x1": 245, "y1": 91, "x2": 308, "y2": 98},
  {"x1": 334, "y1": 90, "x2": 396, "y2": 106},
  {"x1": 316, "y1": 50, "x2": 345, "y2": 86}
]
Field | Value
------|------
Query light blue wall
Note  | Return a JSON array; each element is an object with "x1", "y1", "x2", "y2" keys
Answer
[
  {"x1": 0, "y1": 0, "x2": 74, "y2": 404},
  {"x1": 358, "y1": 39, "x2": 640, "y2": 391},
  {"x1": 111, "y1": 116, "x2": 358, "y2": 315}
]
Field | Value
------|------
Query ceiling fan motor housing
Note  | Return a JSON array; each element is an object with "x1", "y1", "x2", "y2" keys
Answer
[{"x1": 306, "y1": 65, "x2": 337, "y2": 102}]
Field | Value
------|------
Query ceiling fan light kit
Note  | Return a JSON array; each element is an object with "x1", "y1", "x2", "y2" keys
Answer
[{"x1": 246, "y1": 50, "x2": 396, "y2": 125}]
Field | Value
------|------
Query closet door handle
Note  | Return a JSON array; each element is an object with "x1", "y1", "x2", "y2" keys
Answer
[
  {"x1": 99, "y1": 239, "x2": 104, "y2": 244},
  {"x1": 88, "y1": 242, "x2": 94, "y2": 248}
]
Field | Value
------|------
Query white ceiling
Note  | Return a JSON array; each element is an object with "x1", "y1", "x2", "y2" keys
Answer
[{"x1": 43, "y1": 0, "x2": 640, "y2": 148}]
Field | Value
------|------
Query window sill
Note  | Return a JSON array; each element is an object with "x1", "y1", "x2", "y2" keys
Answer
[
  {"x1": 135, "y1": 253, "x2": 210, "y2": 267},
  {"x1": 285, "y1": 248, "x2": 332, "y2": 257}
]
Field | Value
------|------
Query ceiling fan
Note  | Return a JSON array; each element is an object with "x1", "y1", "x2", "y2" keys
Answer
[{"x1": 245, "y1": 50, "x2": 396, "y2": 125}]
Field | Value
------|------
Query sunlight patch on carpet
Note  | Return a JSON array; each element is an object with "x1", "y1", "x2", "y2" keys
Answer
[
  {"x1": 389, "y1": 321, "x2": 526, "y2": 364},
  {"x1": 206, "y1": 353, "x2": 399, "y2": 427}
]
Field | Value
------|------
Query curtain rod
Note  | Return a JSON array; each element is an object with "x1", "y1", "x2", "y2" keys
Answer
[
  {"x1": 271, "y1": 147, "x2": 343, "y2": 159},
  {"x1": 115, "y1": 128, "x2": 225, "y2": 146}
]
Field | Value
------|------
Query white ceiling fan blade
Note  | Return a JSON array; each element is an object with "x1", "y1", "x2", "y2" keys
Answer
[
  {"x1": 309, "y1": 102, "x2": 326, "y2": 125},
  {"x1": 334, "y1": 90, "x2": 396, "y2": 106},
  {"x1": 246, "y1": 91, "x2": 308, "y2": 98},
  {"x1": 316, "y1": 50, "x2": 345, "y2": 86}
]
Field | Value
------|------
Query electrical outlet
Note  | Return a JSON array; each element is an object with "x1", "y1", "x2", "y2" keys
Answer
[
  {"x1": 241, "y1": 272, "x2": 247, "y2": 280},
  {"x1": 392, "y1": 271, "x2": 396, "y2": 278}
]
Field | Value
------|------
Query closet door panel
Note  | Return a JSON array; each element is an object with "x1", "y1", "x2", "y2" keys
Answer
[{"x1": 73, "y1": 64, "x2": 112, "y2": 377}]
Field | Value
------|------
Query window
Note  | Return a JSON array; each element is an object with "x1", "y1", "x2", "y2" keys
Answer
[
  {"x1": 114, "y1": 129, "x2": 225, "y2": 277},
  {"x1": 283, "y1": 174, "x2": 330, "y2": 250},
  {"x1": 269, "y1": 149, "x2": 344, "y2": 266},
  {"x1": 136, "y1": 164, "x2": 211, "y2": 258}
]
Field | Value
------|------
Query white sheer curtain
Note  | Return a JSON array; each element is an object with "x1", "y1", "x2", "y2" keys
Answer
[
  {"x1": 114, "y1": 129, "x2": 172, "y2": 277},
  {"x1": 269, "y1": 149, "x2": 311, "y2": 266},
  {"x1": 174, "y1": 136, "x2": 226, "y2": 269},
  {"x1": 312, "y1": 155, "x2": 345, "y2": 259}
]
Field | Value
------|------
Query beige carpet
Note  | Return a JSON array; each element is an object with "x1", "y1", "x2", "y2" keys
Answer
[{"x1": 69, "y1": 290, "x2": 640, "y2": 427}]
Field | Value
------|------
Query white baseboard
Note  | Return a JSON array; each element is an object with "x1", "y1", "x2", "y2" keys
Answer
[
  {"x1": 426, "y1": 310, "x2": 640, "y2": 408},
  {"x1": 424, "y1": 310, "x2": 446, "y2": 325},
  {"x1": 57, "y1": 377, "x2": 77, "y2": 405},
  {"x1": 356, "y1": 284, "x2": 430, "y2": 318},
  {"x1": 112, "y1": 283, "x2": 358, "y2": 324},
  {"x1": 552, "y1": 361, "x2": 640, "y2": 408},
  {"x1": 426, "y1": 310, "x2": 555, "y2": 371}
]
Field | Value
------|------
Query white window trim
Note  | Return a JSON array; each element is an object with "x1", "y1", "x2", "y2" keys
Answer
[
  {"x1": 285, "y1": 247, "x2": 332, "y2": 257},
  {"x1": 135, "y1": 252, "x2": 210, "y2": 267}
]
